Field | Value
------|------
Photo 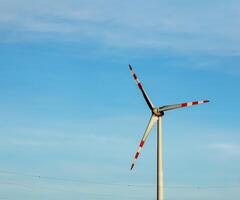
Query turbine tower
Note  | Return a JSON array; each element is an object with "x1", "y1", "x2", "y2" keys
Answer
[{"x1": 129, "y1": 64, "x2": 209, "y2": 200}]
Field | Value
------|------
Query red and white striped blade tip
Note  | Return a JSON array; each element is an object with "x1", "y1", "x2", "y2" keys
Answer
[{"x1": 181, "y1": 100, "x2": 210, "y2": 107}]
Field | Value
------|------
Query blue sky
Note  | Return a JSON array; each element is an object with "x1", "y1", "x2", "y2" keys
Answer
[{"x1": 0, "y1": 0, "x2": 240, "y2": 199}]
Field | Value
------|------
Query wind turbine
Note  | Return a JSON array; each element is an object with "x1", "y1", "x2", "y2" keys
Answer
[{"x1": 129, "y1": 64, "x2": 209, "y2": 200}]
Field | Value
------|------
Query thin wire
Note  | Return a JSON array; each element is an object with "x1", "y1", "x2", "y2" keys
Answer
[
  {"x1": 0, "y1": 169, "x2": 239, "y2": 190},
  {"x1": 0, "y1": 169, "x2": 124, "y2": 186},
  {"x1": 0, "y1": 181, "x2": 147, "y2": 199}
]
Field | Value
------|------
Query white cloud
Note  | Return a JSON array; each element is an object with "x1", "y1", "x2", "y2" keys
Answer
[
  {"x1": 208, "y1": 143, "x2": 240, "y2": 156},
  {"x1": 1, "y1": 0, "x2": 240, "y2": 55}
]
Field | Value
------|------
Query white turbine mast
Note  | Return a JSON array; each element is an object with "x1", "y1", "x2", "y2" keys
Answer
[{"x1": 129, "y1": 64, "x2": 209, "y2": 200}]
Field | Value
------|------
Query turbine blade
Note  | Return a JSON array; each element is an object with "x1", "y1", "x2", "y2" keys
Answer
[
  {"x1": 158, "y1": 100, "x2": 209, "y2": 112},
  {"x1": 130, "y1": 115, "x2": 158, "y2": 170},
  {"x1": 129, "y1": 64, "x2": 154, "y2": 111}
]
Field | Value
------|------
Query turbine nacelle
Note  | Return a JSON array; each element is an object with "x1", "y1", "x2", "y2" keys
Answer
[{"x1": 153, "y1": 108, "x2": 164, "y2": 117}]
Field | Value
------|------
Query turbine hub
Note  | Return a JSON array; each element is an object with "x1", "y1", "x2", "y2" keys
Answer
[{"x1": 152, "y1": 108, "x2": 164, "y2": 117}]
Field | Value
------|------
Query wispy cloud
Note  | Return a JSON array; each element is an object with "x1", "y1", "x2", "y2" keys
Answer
[
  {"x1": 208, "y1": 143, "x2": 240, "y2": 156},
  {"x1": 1, "y1": 0, "x2": 240, "y2": 55}
]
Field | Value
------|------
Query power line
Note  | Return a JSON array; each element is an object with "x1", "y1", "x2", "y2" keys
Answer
[
  {"x1": 0, "y1": 169, "x2": 239, "y2": 190},
  {"x1": 0, "y1": 181, "x2": 147, "y2": 199}
]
